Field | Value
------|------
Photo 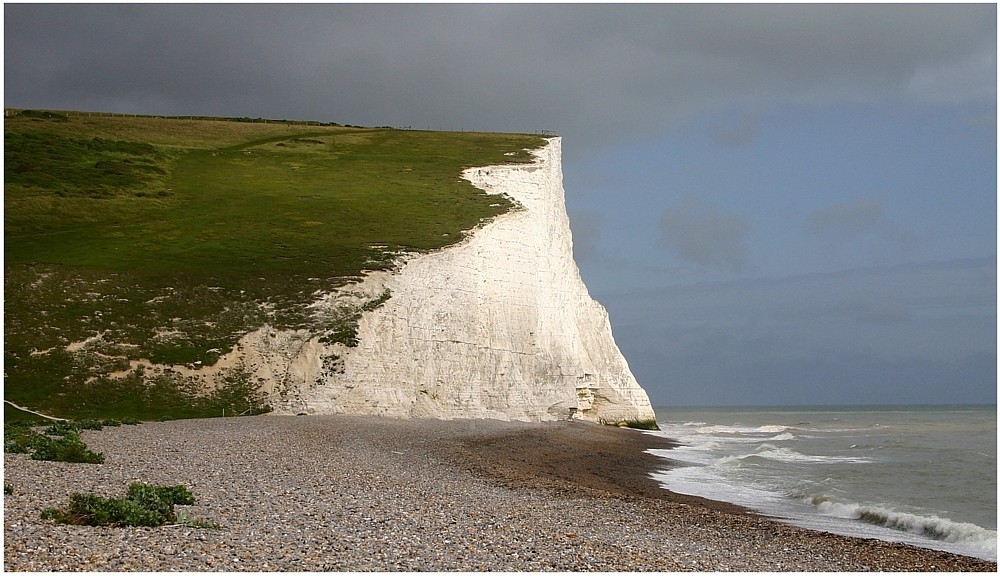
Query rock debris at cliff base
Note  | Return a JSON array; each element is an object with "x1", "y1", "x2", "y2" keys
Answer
[{"x1": 4, "y1": 415, "x2": 994, "y2": 572}]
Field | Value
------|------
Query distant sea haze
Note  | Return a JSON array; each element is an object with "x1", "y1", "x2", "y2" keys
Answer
[{"x1": 648, "y1": 404, "x2": 997, "y2": 561}]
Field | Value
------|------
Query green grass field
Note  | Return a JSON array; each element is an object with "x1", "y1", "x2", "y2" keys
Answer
[{"x1": 4, "y1": 109, "x2": 546, "y2": 421}]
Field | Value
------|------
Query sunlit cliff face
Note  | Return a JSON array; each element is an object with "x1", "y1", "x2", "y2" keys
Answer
[{"x1": 227, "y1": 138, "x2": 653, "y2": 422}]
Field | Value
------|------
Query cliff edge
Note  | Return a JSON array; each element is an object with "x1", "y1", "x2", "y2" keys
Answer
[{"x1": 252, "y1": 138, "x2": 654, "y2": 422}]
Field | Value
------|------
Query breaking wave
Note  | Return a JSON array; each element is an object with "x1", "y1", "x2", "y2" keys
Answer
[
  {"x1": 718, "y1": 444, "x2": 871, "y2": 465},
  {"x1": 806, "y1": 496, "x2": 997, "y2": 556},
  {"x1": 652, "y1": 406, "x2": 996, "y2": 561},
  {"x1": 695, "y1": 424, "x2": 789, "y2": 435}
]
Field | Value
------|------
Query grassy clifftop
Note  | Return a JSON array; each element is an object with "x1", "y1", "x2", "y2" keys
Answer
[{"x1": 4, "y1": 109, "x2": 545, "y2": 421}]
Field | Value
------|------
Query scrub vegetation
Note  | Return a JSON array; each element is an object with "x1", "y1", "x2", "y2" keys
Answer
[
  {"x1": 41, "y1": 482, "x2": 218, "y2": 529},
  {"x1": 3, "y1": 417, "x2": 141, "y2": 463},
  {"x1": 5, "y1": 109, "x2": 545, "y2": 421},
  {"x1": 3, "y1": 420, "x2": 105, "y2": 464}
]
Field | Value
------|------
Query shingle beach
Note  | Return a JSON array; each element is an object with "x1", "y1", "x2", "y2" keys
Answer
[{"x1": 4, "y1": 415, "x2": 995, "y2": 571}]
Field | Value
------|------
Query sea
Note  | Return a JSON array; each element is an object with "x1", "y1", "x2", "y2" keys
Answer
[{"x1": 647, "y1": 404, "x2": 997, "y2": 561}]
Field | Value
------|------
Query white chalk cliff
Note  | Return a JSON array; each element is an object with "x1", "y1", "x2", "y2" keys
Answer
[{"x1": 243, "y1": 137, "x2": 655, "y2": 422}]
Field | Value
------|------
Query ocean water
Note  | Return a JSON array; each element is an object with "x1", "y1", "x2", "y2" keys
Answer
[{"x1": 647, "y1": 405, "x2": 997, "y2": 561}]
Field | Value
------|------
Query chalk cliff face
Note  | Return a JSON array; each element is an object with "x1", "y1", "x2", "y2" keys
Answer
[{"x1": 248, "y1": 137, "x2": 655, "y2": 422}]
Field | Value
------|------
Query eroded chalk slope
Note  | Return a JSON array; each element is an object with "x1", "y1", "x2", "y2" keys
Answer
[{"x1": 268, "y1": 138, "x2": 655, "y2": 422}]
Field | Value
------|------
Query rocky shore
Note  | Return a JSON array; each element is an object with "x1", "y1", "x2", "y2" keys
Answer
[{"x1": 4, "y1": 415, "x2": 996, "y2": 571}]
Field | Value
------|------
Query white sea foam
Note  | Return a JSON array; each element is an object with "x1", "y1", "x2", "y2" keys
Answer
[
  {"x1": 650, "y1": 406, "x2": 997, "y2": 562},
  {"x1": 751, "y1": 444, "x2": 872, "y2": 464},
  {"x1": 806, "y1": 497, "x2": 998, "y2": 556},
  {"x1": 711, "y1": 444, "x2": 871, "y2": 466},
  {"x1": 695, "y1": 424, "x2": 789, "y2": 435}
]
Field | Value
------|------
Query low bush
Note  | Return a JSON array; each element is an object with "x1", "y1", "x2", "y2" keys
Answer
[
  {"x1": 4, "y1": 421, "x2": 43, "y2": 454},
  {"x1": 4, "y1": 419, "x2": 109, "y2": 463},
  {"x1": 30, "y1": 430, "x2": 104, "y2": 464},
  {"x1": 40, "y1": 482, "x2": 214, "y2": 528},
  {"x1": 43, "y1": 421, "x2": 79, "y2": 436}
]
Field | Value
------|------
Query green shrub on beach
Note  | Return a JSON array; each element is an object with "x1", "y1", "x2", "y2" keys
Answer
[
  {"x1": 4, "y1": 421, "x2": 44, "y2": 454},
  {"x1": 42, "y1": 420, "x2": 79, "y2": 436},
  {"x1": 41, "y1": 482, "x2": 217, "y2": 528},
  {"x1": 30, "y1": 430, "x2": 104, "y2": 464},
  {"x1": 4, "y1": 419, "x2": 110, "y2": 463}
]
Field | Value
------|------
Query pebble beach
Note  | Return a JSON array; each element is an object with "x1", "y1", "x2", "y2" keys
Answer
[{"x1": 4, "y1": 415, "x2": 996, "y2": 571}]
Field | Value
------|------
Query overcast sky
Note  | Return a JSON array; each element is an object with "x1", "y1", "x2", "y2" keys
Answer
[{"x1": 5, "y1": 3, "x2": 996, "y2": 406}]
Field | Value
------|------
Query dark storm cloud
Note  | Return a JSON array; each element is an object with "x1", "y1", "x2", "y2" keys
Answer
[{"x1": 5, "y1": 4, "x2": 995, "y2": 144}]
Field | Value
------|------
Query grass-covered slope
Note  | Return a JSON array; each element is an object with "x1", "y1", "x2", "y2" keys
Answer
[{"x1": 4, "y1": 109, "x2": 545, "y2": 421}]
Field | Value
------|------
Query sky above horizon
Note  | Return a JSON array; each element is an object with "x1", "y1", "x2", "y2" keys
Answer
[{"x1": 5, "y1": 4, "x2": 996, "y2": 406}]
